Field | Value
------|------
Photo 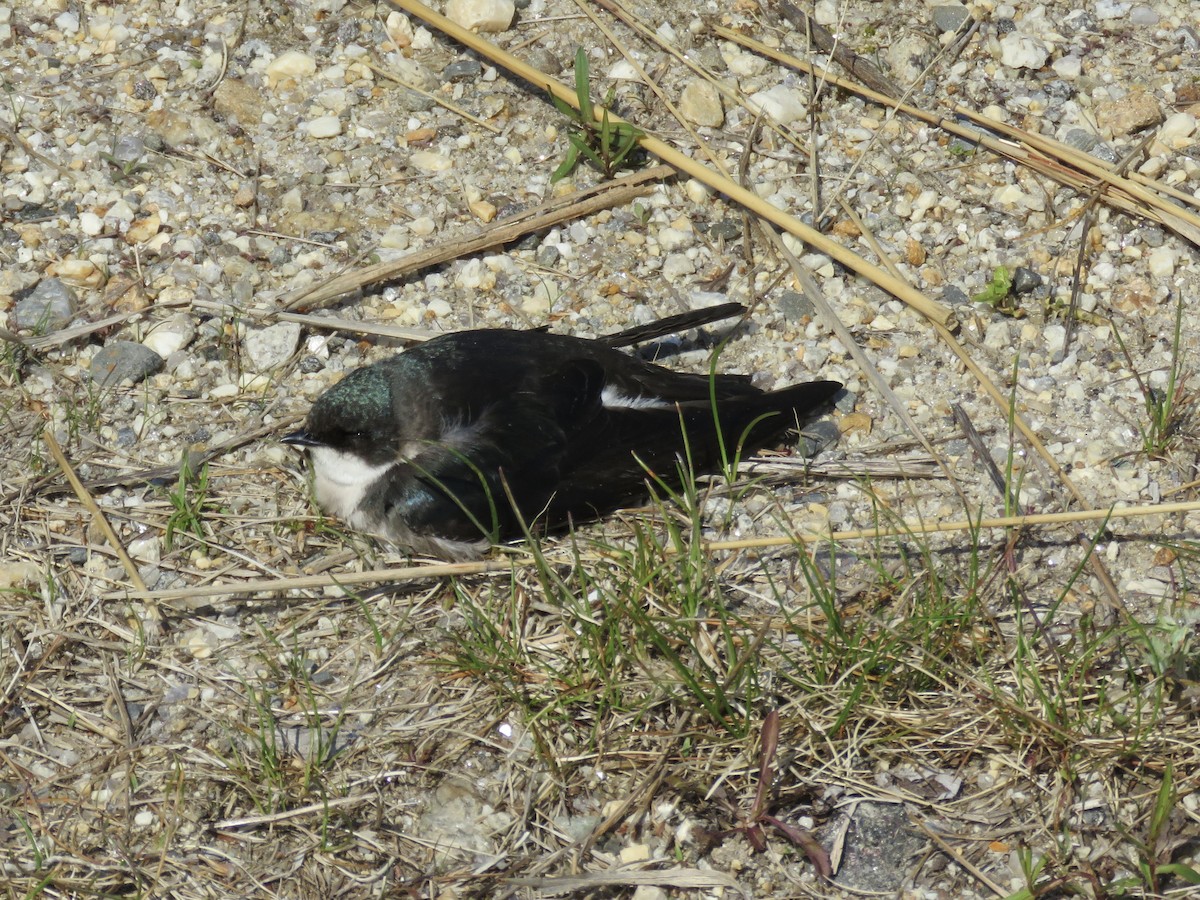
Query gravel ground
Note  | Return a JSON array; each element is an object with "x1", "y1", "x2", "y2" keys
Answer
[{"x1": 2, "y1": 0, "x2": 1199, "y2": 896}]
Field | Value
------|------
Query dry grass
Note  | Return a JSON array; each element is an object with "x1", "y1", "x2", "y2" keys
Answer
[{"x1": 2, "y1": 0, "x2": 1199, "y2": 897}]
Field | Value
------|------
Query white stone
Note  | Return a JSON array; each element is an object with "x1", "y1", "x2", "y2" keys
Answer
[
  {"x1": 410, "y1": 150, "x2": 452, "y2": 173},
  {"x1": 409, "y1": 216, "x2": 436, "y2": 236},
  {"x1": 656, "y1": 226, "x2": 692, "y2": 251},
  {"x1": 721, "y1": 44, "x2": 767, "y2": 77},
  {"x1": 683, "y1": 179, "x2": 711, "y2": 203},
  {"x1": 426, "y1": 298, "x2": 452, "y2": 317},
  {"x1": 385, "y1": 11, "x2": 414, "y2": 47},
  {"x1": 128, "y1": 535, "x2": 161, "y2": 564},
  {"x1": 1052, "y1": 55, "x2": 1082, "y2": 80},
  {"x1": 661, "y1": 253, "x2": 695, "y2": 280},
  {"x1": 983, "y1": 320, "x2": 1011, "y2": 351},
  {"x1": 266, "y1": 50, "x2": 317, "y2": 87},
  {"x1": 1147, "y1": 247, "x2": 1176, "y2": 277},
  {"x1": 78, "y1": 211, "x2": 103, "y2": 236},
  {"x1": 388, "y1": 56, "x2": 437, "y2": 89},
  {"x1": 1093, "y1": 0, "x2": 1130, "y2": 20},
  {"x1": 239, "y1": 373, "x2": 272, "y2": 393},
  {"x1": 607, "y1": 59, "x2": 643, "y2": 82},
  {"x1": 445, "y1": 0, "x2": 514, "y2": 33},
  {"x1": 304, "y1": 115, "x2": 342, "y2": 138},
  {"x1": 746, "y1": 85, "x2": 806, "y2": 125},
  {"x1": 813, "y1": 0, "x2": 838, "y2": 26},
  {"x1": 1157, "y1": 112, "x2": 1197, "y2": 148},
  {"x1": 105, "y1": 199, "x2": 135, "y2": 223},
  {"x1": 143, "y1": 314, "x2": 196, "y2": 357},
  {"x1": 1043, "y1": 323, "x2": 1066, "y2": 355},
  {"x1": 999, "y1": 32, "x2": 1050, "y2": 70},
  {"x1": 379, "y1": 224, "x2": 409, "y2": 250},
  {"x1": 88, "y1": 16, "x2": 129, "y2": 45},
  {"x1": 454, "y1": 259, "x2": 496, "y2": 290}
]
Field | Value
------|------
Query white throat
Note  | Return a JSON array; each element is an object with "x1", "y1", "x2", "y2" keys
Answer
[{"x1": 307, "y1": 446, "x2": 392, "y2": 523}]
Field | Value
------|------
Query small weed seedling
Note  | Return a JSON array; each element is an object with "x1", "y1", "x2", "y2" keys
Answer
[
  {"x1": 165, "y1": 451, "x2": 213, "y2": 551},
  {"x1": 1116, "y1": 296, "x2": 1194, "y2": 461},
  {"x1": 550, "y1": 48, "x2": 644, "y2": 183}
]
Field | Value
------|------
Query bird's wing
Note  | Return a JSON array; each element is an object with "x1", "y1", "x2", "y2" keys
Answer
[{"x1": 369, "y1": 363, "x2": 597, "y2": 540}]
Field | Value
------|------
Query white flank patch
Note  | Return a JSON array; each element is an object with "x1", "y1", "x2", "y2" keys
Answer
[
  {"x1": 308, "y1": 446, "x2": 393, "y2": 522},
  {"x1": 600, "y1": 385, "x2": 674, "y2": 410}
]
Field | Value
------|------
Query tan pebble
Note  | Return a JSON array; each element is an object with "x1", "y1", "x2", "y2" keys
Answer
[
  {"x1": 108, "y1": 280, "x2": 149, "y2": 313},
  {"x1": 409, "y1": 150, "x2": 452, "y2": 172},
  {"x1": 1153, "y1": 547, "x2": 1177, "y2": 567},
  {"x1": 469, "y1": 198, "x2": 496, "y2": 222},
  {"x1": 831, "y1": 219, "x2": 861, "y2": 238},
  {"x1": 125, "y1": 213, "x2": 161, "y2": 244},
  {"x1": 50, "y1": 258, "x2": 103, "y2": 288},
  {"x1": 839, "y1": 412, "x2": 872, "y2": 435},
  {"x1": 406, "y1": 126, "x2": 437, "y2": 144},
  {"x1": 266, "y1": 50, "x2": 317, "y2": 88},
  {"x1": 445, "y1": 0, "x2": 515, "y2": 33},
  {"x1": 385, "y1": 11, "x2": 414, "y2": 47},
  {"x1": 233, "y1": 184, "x2": 256, "y2": 207},
  {"x1": 905, "y1": 237, "x2": 926, "y2": 266},
  {"x1": 15, "y1": 224, "x2": 42, "y2": 248}
]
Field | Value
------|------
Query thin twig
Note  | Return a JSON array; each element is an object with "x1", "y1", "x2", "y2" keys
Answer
[
  {"x1": 280, "y1": 163, "x2": 673, "y2": 309},
  {"x1": 103, "y1": 500, "x2": 1200, "y2": 601}
]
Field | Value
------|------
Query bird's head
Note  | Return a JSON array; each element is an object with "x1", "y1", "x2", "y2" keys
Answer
[{"x1": 282, "y1": 366, "x2": 398, "y2": 466}]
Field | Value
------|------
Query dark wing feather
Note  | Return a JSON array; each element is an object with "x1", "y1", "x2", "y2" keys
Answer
[{"x1": 522, "y1": 378, "x2": 843, "y2": 529}]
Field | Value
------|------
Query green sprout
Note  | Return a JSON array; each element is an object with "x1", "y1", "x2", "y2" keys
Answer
[{"x1": 550, "y1": 48, "x2": 645, "y2": 183}]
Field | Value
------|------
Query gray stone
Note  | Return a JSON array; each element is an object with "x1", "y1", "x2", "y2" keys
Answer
[
  {"x1": 780, "y1": 290, "x2": 815, "y2": 320},
  {"x1": 707, "y1": 218, "x2": 742, "y2": 241},
  {"x1": 91, "y1": 341, "x2": 164, "y2": 386},
  {"x1": 826, "y1": 801, "x2": 925, "y2": 892},
  {"x1": 939, "y1": 285, "x2": 971, "y2": 306},
  {"x1": 442, "y1": 58, "x2": 483, "y2": 81},
  {"x1": 1011, "y1": 267, "x2": 1043, "y2": 296},
  {"x1": 796, "y1": 417, "x2": 841, "y2": 457},
  {"x1": 13, "y1": 278, "x2": 78, "y2": 332},
  {"x1": 244, "y1": 321, "x2": 301, "y2": 372},
  {"x1": 930, "y1": 5, "x2": 971, "y2": 32}
]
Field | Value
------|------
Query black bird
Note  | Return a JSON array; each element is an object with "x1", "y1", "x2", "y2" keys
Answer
[{"x1": 283, "y1": 305, "x2": 841, "y2": 559}]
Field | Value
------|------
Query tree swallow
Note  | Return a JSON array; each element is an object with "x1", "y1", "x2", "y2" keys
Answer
[{"x1": 283, "y1": 306, "x2": 841, "y2": 559}]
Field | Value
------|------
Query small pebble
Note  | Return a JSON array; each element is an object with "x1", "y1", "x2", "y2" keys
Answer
[
  {"x1": 304, "y1": 115, "x2": 342, "y2": 139},
  {"x1": 13, "y1": 278, "x2": 78, "y2": 332},
  {"x1": 1146, "y1": 247, "x2": 1176, "y2": 277},
  {"x1": 1011, "y1": 267, "x2": 1043, "y2": 296},
  {"x1": 442, "y1": 58, "x2": 483, "y2": 81},
  {"x1": 244, "y1": 322, "x2": 301, "y2": 372},
  {"x1": 445, "y1": 0, "x2": 515, "y2": 33},
  {"x1": 91, "y1": 341, "x2": 165, "y2": 387},
  {"x1": 143, "y1": 314, "x2": 197, "y2": 358},
  {"x1": 678, "y1": 78, "x2": 724, "y2": 128},
  {"x1": 266, "y1": 50, "x2": 317, "y2": 88},
  {"x1": 747, "y1": 85, "x2": 806, "y2": 125},
  {"x1": 999, "y1": 32, "x2": 1050, "y2": 70},
  {"x1": 930, "y1": 5, "x2": 971, "y2": 32},
  {"x1": 410, "y1": 150, "x2": 453, "y2": 173},
  {"x1": 1095, "y1": 88, "x2": 1162, "y2": 137}
]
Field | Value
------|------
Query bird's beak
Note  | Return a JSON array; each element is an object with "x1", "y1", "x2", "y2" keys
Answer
[{"x1": 281, "y1": 429, "x2": 321, "y2": 448}]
